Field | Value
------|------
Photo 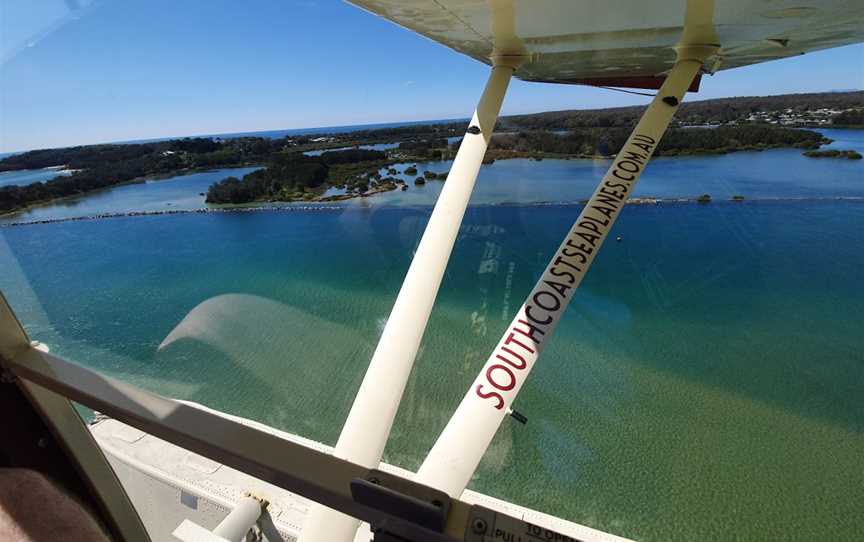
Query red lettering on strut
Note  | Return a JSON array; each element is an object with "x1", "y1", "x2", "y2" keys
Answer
[
  {"x1": 578, "y1": 220, "x2": 602, "y2": 236},
  {"x1": 576, "y1": 231, "x2": 600, "y2": 248},
  {"x1": 486, "y1": 364, "x2": 516, "y2": 391},
  {"x1": 525, "y1": 304, "x2": 554, "y2": 324},
  {"x1": 553, "y1": 255, "x2": 583, "y2": 272},
  {"x1": 548, "y1": 266, "x2": 576, "y2": 285},
  {"x1": 599, "y1": 186, "x2": 625, "y2": 200},
  {"x1": 543, "y1": 280, "x2": 571, "y2": 298},
  {"x1": 622, "y1": 150, "x2": 646, "y2": 164},
  {"x1": 584, "y1": 214, "x2": 610, "y2": 227},
  {"x1": 504, "y1": 332, "x2": 535, "y2": 354},
  {"x1": 514, "y1": 318, "x2": 546, "y2": 343},
  {"x1": 476, "y1": 384, "x2": 504, "y2": 409},
  {"x1": 603, "y1": 180, "x2": 629, "y2": 191},
  {"x1": 560, "y1": 247, "x2": 588, "y2": 263},
  {"x1": 591, "y1": 205, "x2": 616, "y2": 219},
  {"x1": 533, "y1": 290, "x2": 561, "y2": 312},
  {"x1": 595, "y1": 192, "x2": 621, "y2": 207},
  {"x1": 496, "y1": 347, "x2": 527, "y2": 369},
  {"x1": 613, "y1": 169, "x2": 635, "y2": 182},
  {"x1": 618, "y1": 160, "x2": 640, "y2": 173}
]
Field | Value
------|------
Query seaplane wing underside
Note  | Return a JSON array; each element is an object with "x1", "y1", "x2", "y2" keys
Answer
[{"x1": 349, "y1": 0, "x2": 864, "y2": 87}]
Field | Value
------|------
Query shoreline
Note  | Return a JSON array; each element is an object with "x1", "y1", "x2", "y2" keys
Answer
[
  {"x1": 0, "y1": 205, "x2": 343, "y2": 227},
  {"x1": 2, "y1": 132, "x2": 841, "y2": 215},
  {"x1": 4, "y1": 196, "x2": 861, "y2": 228},
  {"x1": 0, "y1": 164, "x2": 264, "y2": 219}
]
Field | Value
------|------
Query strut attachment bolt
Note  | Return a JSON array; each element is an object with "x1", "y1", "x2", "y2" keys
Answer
[{"x1": 662, "y1": 96, "x2": 679, "y2": 106}]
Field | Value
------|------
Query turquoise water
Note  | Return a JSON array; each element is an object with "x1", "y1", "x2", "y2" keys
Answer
[
  {"x1": 1, "y1": 130, "x2": 863, "y2": 541},
  {"x1": 0, "y1": 167, "x2": 260, "y2": 224},
  {"x1": 367, "y1": 129, "x2": 864, "y2": 206},
  {"x1": 2, "y1": 202, "x2": 862, "y2": 541}
]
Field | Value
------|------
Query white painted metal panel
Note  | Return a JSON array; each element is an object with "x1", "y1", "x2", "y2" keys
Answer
[
  {"x1": 348, "y1": 0, "x2": 864, "y2": 83},
  {"x1": 92, "y1": 410, "x2": 634, "y2": 542}
]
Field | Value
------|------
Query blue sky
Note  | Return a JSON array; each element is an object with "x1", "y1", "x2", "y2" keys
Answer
[{"x1": 1, "y1": 0, "x2": 862, "y2": 153}]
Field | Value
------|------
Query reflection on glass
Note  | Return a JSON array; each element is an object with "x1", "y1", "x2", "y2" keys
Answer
[{"x1": 1, "y1": 2, "x2": 862, "y2": 540}]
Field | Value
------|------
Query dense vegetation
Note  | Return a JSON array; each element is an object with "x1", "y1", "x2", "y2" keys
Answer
[
  {"x1": 490, "y1": 125, "x2": 829, "y2": 157},
  {"x1": 802, "y1": 149, "x2": 863, "y2": 159},
  {"x1": 831, "y1": 109, "x2": 864, "y2": 126},
  {"x1": 0, "y1": 138, "x2": 248, "y2": 172},
  {"x1": 398, "y1": 138, "x2": 449, "y2": 159},
  {"x1": 656, "y1": 125, "x2": 828, "y2": 155},
  {"x1": 501, "y1": 91, "x2": 863, "y2": 130},
  {"x1": 337, "y1": 123, "x2": 462, "y2": 142},
  {"x1": 0, "y1": 137, "x2": 288, "y2": 212},
  {"x1": 205, "y1": 149, "x2": 386, "y2": 203},
  {"x1": 206, "y1": 155, "x2": 326, "y2": 204}
]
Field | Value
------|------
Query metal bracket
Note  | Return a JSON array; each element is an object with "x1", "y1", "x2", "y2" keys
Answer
[
  {"x1": 506, "y1": 408, "x2": 527, "y2": 425},
  {"x1": 351, "y1": 469, "x2": 451, "y2": 539}
]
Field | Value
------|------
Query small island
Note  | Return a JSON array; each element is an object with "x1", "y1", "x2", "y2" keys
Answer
[
  {"x1": 802, "y1": 149, "x2": 863, "y2": 159},
  {"x1": 205, "y1": 149, "x2": 399, "y2": 203}
]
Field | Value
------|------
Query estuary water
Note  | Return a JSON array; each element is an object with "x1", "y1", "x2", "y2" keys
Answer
[
  {"x1": 0, "y1": 129, "x2": 862, "y2": 541},
  {"x1": 0, "y1": 166, "x2": 74, "y2": 188},
  {"x1": 2, "y1": 129, "x2": 862, "y2": 225},
  {"x1": 0, "y1": 167, "x2": 261, "y2": 224}
]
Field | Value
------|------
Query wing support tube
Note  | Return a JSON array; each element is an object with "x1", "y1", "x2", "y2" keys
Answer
[
  {"x1": 351, "y1": 469, "x2": 451, "y2": 538},
  {"x1": 300, "y1": 60, "x2": 519, "y2": 542},
  {"x1": 415, "y1": 45, "x2": 718, "y2": 498}
]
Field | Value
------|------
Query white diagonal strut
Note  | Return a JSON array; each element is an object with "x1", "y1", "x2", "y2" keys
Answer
[
  {"x1": 299, "y1": 61, "x2": 517, "y2": 542},
  {"x1": 415, "y1": 45, "x2": 718, "y2": 498}
]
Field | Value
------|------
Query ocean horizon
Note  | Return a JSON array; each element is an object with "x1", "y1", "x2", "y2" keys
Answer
[{"x1": 0, "y1": 117, "x2": 471, "y2": 158}]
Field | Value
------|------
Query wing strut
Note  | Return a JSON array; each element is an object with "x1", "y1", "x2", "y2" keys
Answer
[
  {"x1": 300, "y1": 57, "x2": 522, "y2": 542},
  {"x1": 415, "y1": 43, "x2": 719, "y2": 498}
]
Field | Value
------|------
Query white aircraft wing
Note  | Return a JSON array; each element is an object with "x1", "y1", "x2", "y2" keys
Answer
[{"x1": 349, "y1": 0, "x2": 864, "y2": 89}]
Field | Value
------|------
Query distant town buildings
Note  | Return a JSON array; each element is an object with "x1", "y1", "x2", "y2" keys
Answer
[{"x1": 680, "y1": 106, "x2": 860, "y2": 128}]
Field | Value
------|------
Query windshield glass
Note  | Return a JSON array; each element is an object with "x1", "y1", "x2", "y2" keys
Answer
[{"x1": 1, "y1": 2, "x2": 863, "y2": 541}]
